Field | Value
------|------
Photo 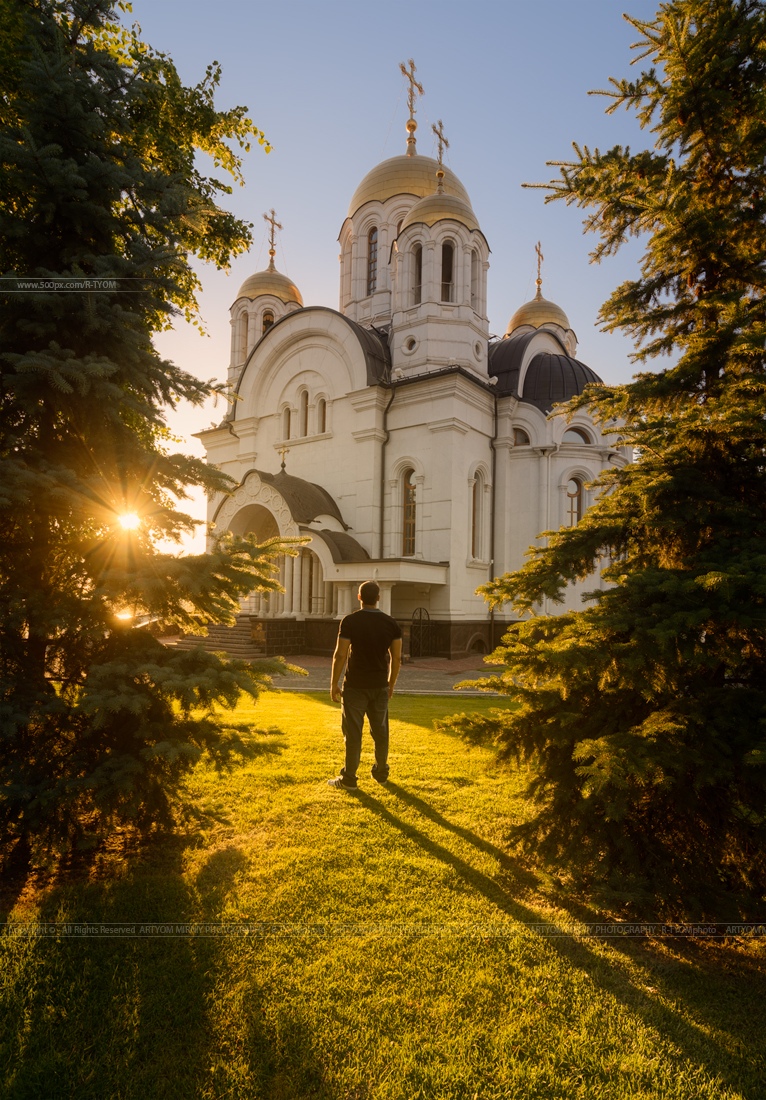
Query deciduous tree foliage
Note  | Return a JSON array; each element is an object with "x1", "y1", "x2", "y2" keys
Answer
[
  {"x1": 0, "y1": 0, "x2": 290, "y2": 853},
  {"x1": 443, "y1": 0, "x2": 766, "y2": 916}
]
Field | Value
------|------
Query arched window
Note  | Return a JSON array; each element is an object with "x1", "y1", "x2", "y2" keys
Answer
[
  {"x1": 513, "y1": 428, "x2": 530, "y2": 446},
  {"x1": 317, "y1": 398, "x2": 327, "y2": 434},
  {"x1": 239, "y1": 312, "x2": 249, "y2": 361},
  {"x1": 262, "y1": 310, "x2": 274, "y2": 334},
  {"x1": 567, "y1": 478, "x2": 583, "y2": 526},
  {"x1": 413, "y1": 244, "x2": 423, "y2": 305},
  {"x1": 299, "y1": 391, "x2": 309, "y2": 437},
  {"x1": 563, "y1": 427, "x2": 591, "y2": 444},
  {"x1": 471, "y1": 250, "x2": 479, "y2": 310},
  {"x1": 471, "y1": 473, "x2": 484, "y2": 559},
  {"x1": 367, "y1": 227, "x2": 378, "y2": 296},
  {"x1": 282, "y1": 406, "x2": 291, "y2": 440},
  {"x1": 402, "y1": 468, "x2": 416, "y2": 556},
  {"x1": 441, "y1": 241, "x2": 455, "y2": 302}
]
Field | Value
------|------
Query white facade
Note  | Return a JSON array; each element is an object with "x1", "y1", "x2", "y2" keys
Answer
[{"x1": 198, "y1": 131, "x2": 629, "y2": 656}]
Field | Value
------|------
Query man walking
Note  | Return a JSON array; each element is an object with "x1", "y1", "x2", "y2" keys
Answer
[{"x1": 328, "y1": 581, "x2": 402, "y2": 791}]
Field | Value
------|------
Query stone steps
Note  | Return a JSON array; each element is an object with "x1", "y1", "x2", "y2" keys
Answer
[{"x1": 170, "y1": 616, "x2": 266, "y2": 660}]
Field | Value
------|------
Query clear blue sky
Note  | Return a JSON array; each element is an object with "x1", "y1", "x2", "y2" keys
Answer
[{"x1": 125, "y1": 0, "x2": 661, "y2": 545}]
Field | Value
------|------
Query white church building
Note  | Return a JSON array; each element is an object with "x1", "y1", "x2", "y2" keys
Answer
[{"x1": 198, "y1": 75, "x2": 628, "y2": 659}]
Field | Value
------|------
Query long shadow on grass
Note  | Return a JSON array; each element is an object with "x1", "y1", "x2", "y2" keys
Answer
[
  {"x1": 0, "y1": 840, "x2": 325, "y2": 1100},
  {"x1": 355, "y1": 787, "x2": 766, "y2": 1100},
  {"x1": 386, "y1": 782, "x2": 536, "y2": 889}
]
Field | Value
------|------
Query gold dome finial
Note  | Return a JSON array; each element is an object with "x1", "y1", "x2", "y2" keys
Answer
[
  {"x1": 263, "y1": 208, "x2": 283, "y2": 270},
  {"x1": 400, "y1": 59, "x2": 424, "y2": 157},
  {"x1": 535, "y1": 240, "x2": 544, "y2": 299},
  {"x1": 432, "y1": 119, "x2": 449, "y2": 193}
]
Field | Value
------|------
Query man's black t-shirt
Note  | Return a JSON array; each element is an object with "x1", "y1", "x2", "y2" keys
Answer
[{"x1": 339, "y1": 609, "x2": 402, "y2": 689}]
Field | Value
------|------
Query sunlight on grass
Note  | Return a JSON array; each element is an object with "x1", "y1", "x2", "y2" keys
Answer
[{"x1": 0, "y1": 692, "x2": 763, "y2": 1100}]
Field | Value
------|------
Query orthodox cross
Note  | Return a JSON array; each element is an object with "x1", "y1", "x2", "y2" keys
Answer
[
  {"x1": 535, "y1": 240, "x2": 544, "y2": 297},
  {"x1": 278, "y1": 445, "x2": 290, "y2": 471},
  {"x1": 432, "y1": 120, "x2": 449, "y2": 166},
  {"x1": 264, "y1": 208, "x2": 282, "y2": 266},
  {"x1": 400, "y1": 58, "x2": 424, "y2": 155}
]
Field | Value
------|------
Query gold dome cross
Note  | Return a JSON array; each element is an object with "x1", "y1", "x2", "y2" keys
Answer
[
  {"x1": 263, "y1": 208, "x2": 283, "y2": 268},
  {"x1": 432, "y1": 119, "x2": 449, "y2": 166},
  {"x1": 400, "y1": 58, "x2": 424, "y2": 156}
]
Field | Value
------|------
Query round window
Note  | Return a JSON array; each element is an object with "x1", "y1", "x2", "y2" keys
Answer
[{"x1": 404, "y1": 337, "x2": 417, "y2": 353}]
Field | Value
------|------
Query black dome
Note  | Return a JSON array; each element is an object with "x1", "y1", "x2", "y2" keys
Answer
[{"x1": 488, "y1": 332, "x2": 601, "y2": 413}]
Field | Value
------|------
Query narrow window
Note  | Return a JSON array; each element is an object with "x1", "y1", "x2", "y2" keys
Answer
[
  {"x1": 441, "y1": 241, "x2": 454, "y2": 302},
  {"x1": 299, "y1": 391, "x2": 309, "y2": 437},
  {"x1": 262, "y1": 310, "x2": 274, "y2": 334},
  {"x1": 513, "y1": 428, "x2": 530, "y2": 446},
  {"x1": 402, "y1": 469, "x2": 416, "y2": 556},
  {"x1": 317, "y1": 398, "x2": 327, "y2": 434},
  {"x1": 367, "y1": 227, "x2": 378, "y2": 296},
  {"x1": 413, "y1": 244, "x2": 422, "y2": 305},
  {"x1": 239, "y1": 312, "x2": 249, "y2": 361},
  {"x1": 282, "y1": 406, "x2": 291, "y2": 440},
  {"x1": 567, "y1": 478, "x2": 583, "y2": 526},
  {"x1": 471, "y1": 475, "x2": 483, "y2": 559}
]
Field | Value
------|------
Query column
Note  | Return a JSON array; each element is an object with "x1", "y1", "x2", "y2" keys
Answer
[
  {"x1": 378, "y1": 582, "x2": 394, "y2": 615},
  {"x1": 292, "y1": 551, "x2": 304, "y2": 616},
  {"x1": 336, "y1": 583, "x2": 353, "y2": 618},
  {"x1": 423, "y1": 241, "x2": 436, "y2": 304},
  {"x1": 301, "y1": 551, "x2": 312, "y2": 614},
  {"x1": 462, "y1": 244, "x2": 471, "y2": 306},
  {"x1": 282, "y1": 554, "x2": 294, "y2": 616}
]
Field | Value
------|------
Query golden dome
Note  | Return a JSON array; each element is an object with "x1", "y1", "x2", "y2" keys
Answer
[
  {"x1": 348, "y1": 154, "x2": 471, "y2": 217},
  {"x1": 506, "y1": 292, "x2": 570, "y2": 335},
  {"x1": 235, "y1": 262, "x2": 303, "y2": 306},
  {"x1": 400, "y1": 190, "x2": 480, "y2": 233}
]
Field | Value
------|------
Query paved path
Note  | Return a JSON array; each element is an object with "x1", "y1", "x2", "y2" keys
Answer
[{"x1": 276, "y1": 654, "x2": 499, "y2": 696}]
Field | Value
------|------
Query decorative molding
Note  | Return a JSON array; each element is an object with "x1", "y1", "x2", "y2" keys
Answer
[{"x1": 214, "y1": 471, "x2": 300, "y2": 538}]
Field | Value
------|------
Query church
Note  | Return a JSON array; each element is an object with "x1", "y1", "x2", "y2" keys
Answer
[{"x1": 197, "y1": 65, "x2": 629, "y2": 659}]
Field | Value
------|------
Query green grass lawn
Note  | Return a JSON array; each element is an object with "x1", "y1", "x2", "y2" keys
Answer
[{"x1": 1, "y1": 691, "x2": 764, "y2": 1100}]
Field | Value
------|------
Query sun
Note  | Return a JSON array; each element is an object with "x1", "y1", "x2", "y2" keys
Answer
[{"x1": 118, "y1": 513, "x2": 140, "y2": 531}]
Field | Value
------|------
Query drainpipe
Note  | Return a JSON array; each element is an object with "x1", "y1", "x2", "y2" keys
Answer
[
  {"x1": 488, "y1": 389, "x2": 498, "y2": 650},
  {"x1": 538, "y1": 442, "x2": 561, "y2": 615},
  {"x1": 379, "y1": 385, "x2": 397, "y2": 559}
]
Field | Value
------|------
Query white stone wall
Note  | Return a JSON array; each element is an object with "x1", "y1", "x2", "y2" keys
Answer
[{"x1": 199, "y1": 163, "x2": 629, "y2": 635}]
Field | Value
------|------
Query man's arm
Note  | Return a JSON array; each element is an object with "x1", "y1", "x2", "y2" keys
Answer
[
  {"x1": 331, "y1": 636, "x2": 351, "y2": 702},
  {"x1": 388, "y1": 637, "x2": 402, "y2": 699}
]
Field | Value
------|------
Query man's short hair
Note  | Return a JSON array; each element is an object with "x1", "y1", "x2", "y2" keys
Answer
[{"x1": 359, "y1": 581, "x2": 380, "y2": 605}]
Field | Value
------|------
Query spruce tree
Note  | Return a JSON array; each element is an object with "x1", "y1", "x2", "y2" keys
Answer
[
  {"x1": 0, "y1": 0, "x2": 290, "y2": 854},
  {"x1": 443, "y1": 0, "x2": 766, "y2": 916}
]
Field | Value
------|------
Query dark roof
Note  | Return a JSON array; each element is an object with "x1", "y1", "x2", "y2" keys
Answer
[
  {"x1": 345, "y1": 316, "x2": 391, "y2": 385},
  {"x1": 488, "y1": 331, "x2": 602, "y2": 413},
  {"x1": 259, "y1": 469, "x2": 349, "y2": 529},
  {"x1": 230, "y1": 307, "x2": 390, "y2": 405},
  {"x1": 308, "y1": 528, "x2": 370, "y2": 563}
]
